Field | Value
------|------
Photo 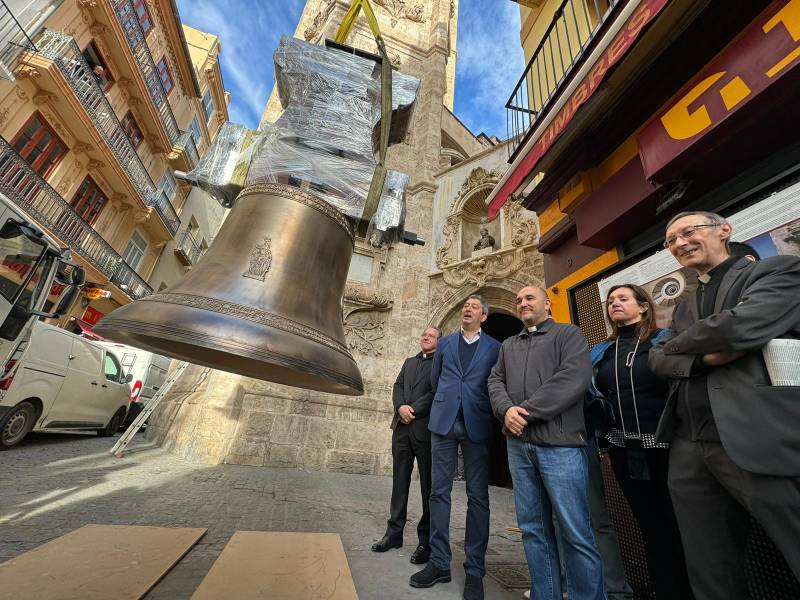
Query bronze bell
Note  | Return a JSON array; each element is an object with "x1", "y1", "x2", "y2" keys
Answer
[{"x1": 94, "y1": 183, "x2": 364, "y2": 395}]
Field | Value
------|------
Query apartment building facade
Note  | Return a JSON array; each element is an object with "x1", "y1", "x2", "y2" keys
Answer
[{"x1": 0, "y1": 0, "x2": 229, "y2": 330}]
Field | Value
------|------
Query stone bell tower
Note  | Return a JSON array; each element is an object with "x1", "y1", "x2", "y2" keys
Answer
[{"x1": 147, "y1": 0, "x2": 470, "y2": 474}]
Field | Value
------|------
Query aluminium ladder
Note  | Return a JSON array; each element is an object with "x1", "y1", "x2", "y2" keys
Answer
[{"x1": 109, "y1": 360, "x2": 196, "y2": 458}]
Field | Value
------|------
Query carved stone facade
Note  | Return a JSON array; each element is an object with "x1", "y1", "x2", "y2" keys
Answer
[{"x1": 149, "y1": 0, "x2": 540, "y2": 475}]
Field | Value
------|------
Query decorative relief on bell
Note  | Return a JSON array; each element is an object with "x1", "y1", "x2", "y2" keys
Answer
[{"x1": 242, "y1": 237, "x2": 272, "y2": 281}]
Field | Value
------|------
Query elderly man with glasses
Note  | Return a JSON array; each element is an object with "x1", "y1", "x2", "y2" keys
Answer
[{"x1": 649, "y1": 210, "x2": 800, "y2": 600}]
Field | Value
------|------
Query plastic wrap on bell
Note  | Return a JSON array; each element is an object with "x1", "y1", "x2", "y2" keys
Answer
[
  {"x1": 179, "y1": 121, "x2": 259, "y2": 207},
  {"x1": 366, "y1": 171, "x2": 408, "y2": 248},
  {"x1": 244, "y1": 35, "x2": 420, "y2": 220}
]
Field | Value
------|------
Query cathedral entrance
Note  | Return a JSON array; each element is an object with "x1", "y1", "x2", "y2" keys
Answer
[{"x1": 482, "y1": 311, "x2": 523, "y2": 488}]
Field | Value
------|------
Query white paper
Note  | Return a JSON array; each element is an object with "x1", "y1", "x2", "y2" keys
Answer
[{"x1": 762, "y1": 339, "x2": 800, "y2": 386}]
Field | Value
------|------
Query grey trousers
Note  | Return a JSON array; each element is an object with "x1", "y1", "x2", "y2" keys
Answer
[{"x1": 668, "y1": 436, "x2": 800, "y2": 600}]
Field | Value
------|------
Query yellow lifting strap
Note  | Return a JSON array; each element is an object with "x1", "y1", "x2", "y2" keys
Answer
[{"x1": 335, "y1": 0, "x2": 392, "y2": 224}]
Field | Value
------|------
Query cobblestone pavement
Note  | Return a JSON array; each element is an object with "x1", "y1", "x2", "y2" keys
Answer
[{"x1": 0, "y1": 431, "x2": 528, "y2": 599}]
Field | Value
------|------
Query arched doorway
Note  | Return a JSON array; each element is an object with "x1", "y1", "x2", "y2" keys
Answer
[{"x1": 482, "y1": 311, "x2": 523, "y2": 488}]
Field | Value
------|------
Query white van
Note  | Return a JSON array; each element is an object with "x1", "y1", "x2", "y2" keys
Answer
[
  {"x1": 0, "y1": 321, "x2": 131, "y2": 449},
  {"x1": 94, "y1": 341, "x2": 171, "y2": 402}
]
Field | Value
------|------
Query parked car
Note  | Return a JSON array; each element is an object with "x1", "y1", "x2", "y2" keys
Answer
[
  {"x1": 0, "y1": 320, "x2": 131, "y2": 449},
  {"x1": 93, "y1": 340, "x2": 172, "y2": 428}
]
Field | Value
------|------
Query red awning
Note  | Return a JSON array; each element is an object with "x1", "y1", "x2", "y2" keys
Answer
[
  {"x1": 73, "y1": 318, "x2": 106, "y2": 341},
  {"x1": 487, "y1": 0, "x2": 671, "y2": 219}
]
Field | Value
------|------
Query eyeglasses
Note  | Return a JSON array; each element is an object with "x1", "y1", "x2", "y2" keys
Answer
[{"x1": 663, "y1": 223, "x2": 720, "y2": 249}]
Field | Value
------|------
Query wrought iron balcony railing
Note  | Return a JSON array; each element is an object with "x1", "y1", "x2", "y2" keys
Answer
[
  {"x1": 153, "y1": 189, "x2": 180, "y2": 234},
  {"x1": 506, "y1": 0, "x2": 620, "y2": 158},
  {"x1": 0, "y1": 137, "x2": 153, "y2": 301},
  {"x1": 34, "y1": 30, "x2": 180, "y2": 237},
  {"x1": 0, "y1": 0, "x2": 36, "y2": 80},
  {"x1": 175, "y1": 229, "x2": 202, "y2": 266},
  {"x1": 112, "y1": 0, "x2": 180, "y2": 144}
]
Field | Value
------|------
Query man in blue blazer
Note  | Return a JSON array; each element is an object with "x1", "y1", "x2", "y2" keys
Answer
[{"x1": 409, "y1": 295, "x2": 501, "y2": 600}]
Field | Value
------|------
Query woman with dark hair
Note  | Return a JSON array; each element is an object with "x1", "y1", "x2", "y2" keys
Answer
[{"x1": 590, "y1": 284, "x2": 693, "y2": 600}]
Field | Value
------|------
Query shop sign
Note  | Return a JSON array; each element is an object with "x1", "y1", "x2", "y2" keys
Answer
[
  {"x1": 638, "y1": 0, "x2": 800, "y2": 179},
  {"x1": 82, "y1": 307, "x2": 105, "y2": 326}
]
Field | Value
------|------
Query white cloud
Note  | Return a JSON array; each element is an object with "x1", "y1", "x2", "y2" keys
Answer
[
  {"x1": 175, "y1": 0, "x2": 305, "y2": 128},
  {"x1": 454, "y1": 0, "x2": 525, "y2": 137}
]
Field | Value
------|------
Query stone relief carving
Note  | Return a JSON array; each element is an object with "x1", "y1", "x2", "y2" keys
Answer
[
  {"x1": 304, "y1": 10, "x2": 326, "y2": 41},
  {"x1": 0, "y1": 107, "x2": 9, "y2": 128},
  {"x1": 428, "y1": 248, "x2": 544, "y2": 318},
  {"x1": 435, "y1": 213, "x2": 460, "y2": 269},
  {"x1": 441, "y1": 247, "x2": 526, "y2": 289},
  {"x1": 72, "y1": 142, "x2": 92, "y2": 155},
  {"x1": 344, "y1": 312, "x2": 387, "y2": 356},
  {"x1": 504, "y1": 194, "x2": 539, "y2": 247},
  {"x1": 242, "y1": 237, "x2": 272, "y2": 281},
  {"x1": 373, "y1": 0, "x2": 426, "y2": 26},
  {"x1": 32, "y1": 92, "x2": 57, "y2": 106},
  {"x1": 15, "y1": 65, "x2": 40, "y2": 79},
  {"x1": 343, "y1": 284, "x2": 392, "y2": 313},
  {"x1": 342, "y1": 283, "x2": 393, "y2": 357},
  {"x1": 460, "y1": 166, "x2": 499, "y2": 196}
]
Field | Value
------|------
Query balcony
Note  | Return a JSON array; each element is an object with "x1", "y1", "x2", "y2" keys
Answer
[
  {"x1": 32, "y1": 30, "x2": 180, "y2": 237},
  {"x1": 168, "y1": 129, "x2": 199, "y2": 172},
  {"x1": 0, "y1": 137, "x2": 153, "y2": 301},
  {"x1": 174, "y1": 229, "x2": 201, "y2": 266},
  {"x1": 506, "y1": 0, "x2": 621, "y2": 158},
  {"x1": 0, "y1": 0, "x2": 36, "y2": 80},
  {"x1": 111, "y1": 0, "x2": 180, "y2": 144}
]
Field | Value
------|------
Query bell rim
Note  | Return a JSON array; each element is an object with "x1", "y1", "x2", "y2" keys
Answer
[{"x1": 95, "y1": 316, "x2": 364, "y2": 396}]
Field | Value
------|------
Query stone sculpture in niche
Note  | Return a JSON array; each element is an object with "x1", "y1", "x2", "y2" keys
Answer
[{"x1": 473, "y1": 227, "x2": 495, "y2": 251}]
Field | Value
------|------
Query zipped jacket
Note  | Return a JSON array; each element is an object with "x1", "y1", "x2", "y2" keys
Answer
[
  {"x1": 488, "y1": 319, "x2": 592, "y2": 447},
  {"x1": 586, "y1": 329, "x2": 669, "y2": 434}
]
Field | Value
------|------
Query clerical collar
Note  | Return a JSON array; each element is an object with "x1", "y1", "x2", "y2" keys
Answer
[
  {"x1": 698, "y1": 255, "x2": 739, "y2": 284},
  {"x1": 527, "y1": 326, "x2": 537, "y2": 332}
]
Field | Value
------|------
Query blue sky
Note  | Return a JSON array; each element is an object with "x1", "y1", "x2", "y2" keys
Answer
[{"x1": 175, "y1": 0, "x2": 524, "y2": 139}]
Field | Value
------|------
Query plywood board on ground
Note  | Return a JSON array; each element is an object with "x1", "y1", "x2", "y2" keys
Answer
[
  {"x1": 192, "y1": 531, "x2": 359, "y2": 599},
  {"x1": 0, "y1": 524, "x2": 205, "y2": 600}
]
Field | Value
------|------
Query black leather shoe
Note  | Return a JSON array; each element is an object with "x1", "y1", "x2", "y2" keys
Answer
[
  {"x1": 410, "y1": 544, "x2": 430, "y2": 564},
  {"x1": 371, "y1": 535, "x2": 402, "y2": 552},
  {"x1": 463, "y1": 575, "x2": 484, "y2": 600},
  {"x1": 409, "y1": 563, "x2": 451, "y2": 588}
]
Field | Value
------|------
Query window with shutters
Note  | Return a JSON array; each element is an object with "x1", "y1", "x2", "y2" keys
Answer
[
  {"x1": 188, "y1": 117, "x2": 202, "y2": 145},
  {"x1": 71, "y1": 177, "x2": 109, "y2": 225},
  {"x1": 159, "y1": 169, "x2": 177, "y2": 200},
  {"x1": 202, "y1": 90, "x2": 214, "y2": 121},
  {"x1": 11, "y1": 113, "x2": 68, "y2": 178},
  {"x1": 156, "y1": 56, "x2": 174, "y2": 94},
  {"x1": 120, "y1": 111, "x2": 144, "y2": 149},
  {"x1": 122, "y1": 230, "x2": 148, "y2": 271},
  {"x1": 115, "y1": 0, "x2": 153, "y2": 38}
]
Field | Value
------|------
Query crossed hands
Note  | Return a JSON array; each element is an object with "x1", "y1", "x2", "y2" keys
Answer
[
  {"x1": 702, "y1": 351, "x2": 745, "y2": 366},
  {"x1": 504, "y1": 406, "x2": 529, "y2": 437},
  {"x1": 398, "y1": 405, "x2": 415, "y2": 424}
]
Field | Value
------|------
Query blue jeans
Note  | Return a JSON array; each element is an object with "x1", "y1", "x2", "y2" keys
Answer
[
  {"x1": 506, "y1": 437, "x2": 606, "y2": 600},
  {"x1": 429, "y1": 418, "x2": 490, "y2": 578}
]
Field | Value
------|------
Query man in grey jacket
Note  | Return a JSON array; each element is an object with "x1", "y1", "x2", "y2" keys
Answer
[
  {"x1": 649, "y1": 211, "x2": 800, "y2": 600},
  {"x1": 488, "y1": 286, "x2": 605, "y2": 600}
]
